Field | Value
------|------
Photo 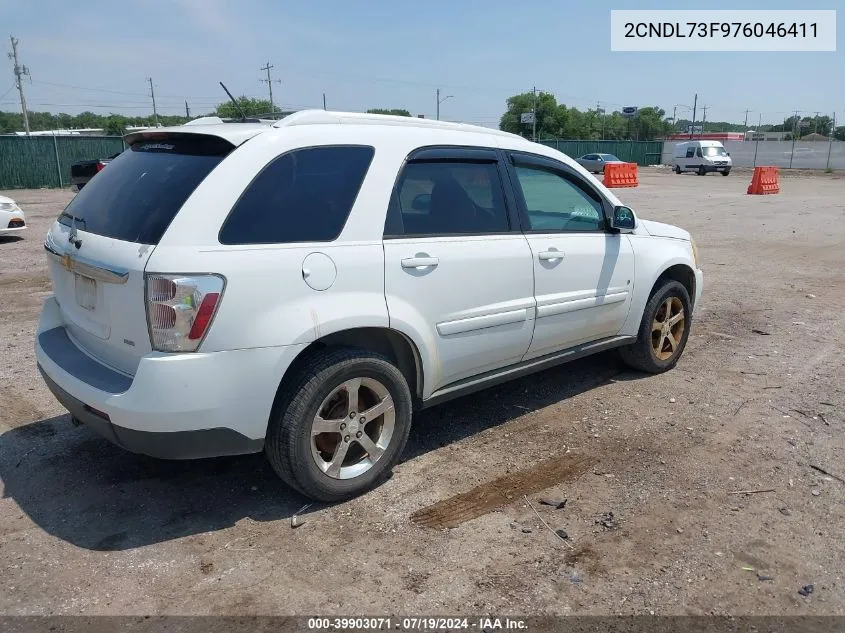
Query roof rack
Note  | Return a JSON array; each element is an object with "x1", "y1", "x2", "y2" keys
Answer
[{"x1": 272, "y1": 109, "x2": 521, "y2": 139}]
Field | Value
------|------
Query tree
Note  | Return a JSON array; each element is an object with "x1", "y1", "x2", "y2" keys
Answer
[
  {"x1": 102, "y1": 115, "x2": 128, "y2": 136},
  {"x1": 833, "y1": 126, "x2": 845, "y2": 142},
  {"x1": 499, "y1": 91, "x2": 561, "y2": 138},
  {"x1": 366, "y1": 108, "x2": 411, "y2": 116},
  {"x1": 215, "y1": 97, "x2": 273, "y2": 118}
]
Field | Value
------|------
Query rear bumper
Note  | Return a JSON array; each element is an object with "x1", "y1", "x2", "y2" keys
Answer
[
  {"x1": 0, "y1": 225, "x2": 26, "y2": 237},
  {"x1": 36, "y1": 296, "x2": 307, "y2": 459},
  {"x1": 38, "y1": 366, "x2": 263, "y2": 459}
]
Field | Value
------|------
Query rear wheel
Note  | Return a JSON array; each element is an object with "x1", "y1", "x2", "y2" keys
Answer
[
  {"x1": 697, "y1": 166, "x2": 706, "y2": 176},
  {"x1": 673, "y1": 165, "x2": 682, "y2": 174},
  {"x1": 619, "y1": 280, "x2": 692, "y2": 374},
  {"x1": 266, "y1": 348, "x2": 413, "y2": 502}
]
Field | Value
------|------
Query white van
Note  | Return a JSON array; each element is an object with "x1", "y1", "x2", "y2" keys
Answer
[{"x1": 672, "y1": 140, "x2": 732, "y2": 176}]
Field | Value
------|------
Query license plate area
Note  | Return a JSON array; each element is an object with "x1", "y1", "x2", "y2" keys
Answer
[{"x1": 74, "y1": 274, "x2": 97, "y2": 311}]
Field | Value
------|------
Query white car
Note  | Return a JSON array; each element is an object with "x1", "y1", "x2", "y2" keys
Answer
[
  {"x1": 36, "y1": 111, "x2": 703, "y2": 501},
  {"x1": 0, "y1": 195, "x2": 26, "y2": 237}
]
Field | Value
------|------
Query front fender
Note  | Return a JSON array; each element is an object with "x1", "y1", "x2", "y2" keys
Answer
[{"x1": 620, "y1": 236, "x2": 698, "y2": 337}]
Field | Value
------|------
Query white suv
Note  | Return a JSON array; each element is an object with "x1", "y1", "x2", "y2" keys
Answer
[{"x1": 36, "y1": 110, "x2": 703, "y2": 501}]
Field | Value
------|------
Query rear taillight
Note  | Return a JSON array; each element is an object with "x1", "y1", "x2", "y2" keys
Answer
[
  {"x1": 145, "y1": 274, "x2": 225, "y2": 352},
  {"x1": 95, "y1": 161, "x2": 107, "y2": 172}
]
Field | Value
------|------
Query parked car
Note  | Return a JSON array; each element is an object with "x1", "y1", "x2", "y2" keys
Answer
[
  {"x1": 70, "y1": 152, "x2": 121, "y2": 191},
  {"x1": 672, "y1": 141, "x2": 732, "y2": 176},
  {"x1": 36, "y1": 110, "x2": 703, "y2": 501},
  {"x1": 0, "y1": 195, "x2": 26, "y2": 237},
  {"x1": 576, "y1": 153, "x2": 625, "y2": 174}
]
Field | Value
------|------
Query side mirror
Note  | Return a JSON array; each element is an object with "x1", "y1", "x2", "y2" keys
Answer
[
  {"x1": 411, "y1": 193, "x2": 431, "y2": 212},
  {"x1": 610, "y1": 205, "x2": 635, "y2": 232},
  {"x1": 727, "y1": 152, "x2": 731, "y2": 156}
]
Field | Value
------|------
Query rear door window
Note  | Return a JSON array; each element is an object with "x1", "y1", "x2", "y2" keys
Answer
[
  {"x1": 219, "y1": 145, "x2": 375, "y2": 245},
  {"x1": 60, "y1": 134, "x2": 233, "y2": 244}
]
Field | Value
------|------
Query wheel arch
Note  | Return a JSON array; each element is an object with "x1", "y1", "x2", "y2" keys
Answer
[
  {"x1": 652, "y1": 263, "x2": 696, "y2": 307},
  {"x1": 271, "y1": 327, "x2": 425, "y2": 416}
]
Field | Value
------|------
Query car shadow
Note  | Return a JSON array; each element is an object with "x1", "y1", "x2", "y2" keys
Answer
[
  {"x1": 0, "y1": 351, "x2": 644, "y2": 551},
  {"x1": 0, "y1": 235, "x2": 24, "y2": 244}
]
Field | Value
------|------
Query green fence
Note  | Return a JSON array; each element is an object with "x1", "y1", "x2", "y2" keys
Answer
[
  {"x1": 537, "y1": 139, "x2": 664, "y2": 166},
  {"x1": 0, "y1": 134, "x2": 664, "y2": 190},
  {"x1": 0, "y1": 135, "x2": 125, "y2": 189}
]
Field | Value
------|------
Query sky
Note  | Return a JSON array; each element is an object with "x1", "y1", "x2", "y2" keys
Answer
[{"x1": 1, "y1": 0, "x2": 842, "y2": 127}]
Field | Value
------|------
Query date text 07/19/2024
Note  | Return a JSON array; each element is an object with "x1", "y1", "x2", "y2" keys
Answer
[{"x1": 307, "y1": 616, "x2": 528, "y2": 631}]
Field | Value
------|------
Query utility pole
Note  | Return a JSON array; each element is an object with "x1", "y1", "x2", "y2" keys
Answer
[
  {"x1": 812, "y1": 111, "x2": 821, "y2": 135},
  {"x1": 436, "y1": 88, "x2": 453, "y2": 121},
  {"x1": 8, "y1": 36, "x2": 30, "y2": 135},
  {"x1": 789, "y1": 110, "x2": 800, "y2": 169},
  {"x1": 701, "y1": 105, "x2": 708, "y2": 136},
  {"x1": 753, "y1": 113, "x2": 762, "y2": 167},
  {"x1": 323, "y1": 93, "x2": 327, "y2": 111},
  {"x1": 185, "y1": 100, "x2": 191, "y2": 119},
  {"x1": 532, "y1": 86, "x2": 537, "y2": 142},
  {"x1": 259, "y1": 61, "x2": 281, "y2": 115},
  {"x1": 690, "y1": 93, "x2": 697, "y2": 140},
  {"x1": 147, "y1": 77, "x2": 159, "y2": 127},
  {"x1": 743, "y1": 108, "x2": 751, "y2": 129},
  {"x1": 826, "y1": 111, "x2": 835, "y2": 170}
]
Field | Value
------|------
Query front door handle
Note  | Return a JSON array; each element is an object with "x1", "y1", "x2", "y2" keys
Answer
[
  {"x1": 401, "y1": 256, "x2": 439, "y2": 269},
  {"x1": 538, "y1": 250, "x2": 564, "y2": 261}
]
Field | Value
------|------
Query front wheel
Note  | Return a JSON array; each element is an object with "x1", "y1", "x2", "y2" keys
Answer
[
  {"x1": 619, "y1": 280, "x2": 692, "y2": 373},
  {"x1": 721, "y1": 169, "x2": 731, "y2": 176},
  {"x1": 266, "y1": 348, "x2": 413, "y2": 502},
  {"x1": 697, "y1": 166, "x2": 706, "y2": 176}
]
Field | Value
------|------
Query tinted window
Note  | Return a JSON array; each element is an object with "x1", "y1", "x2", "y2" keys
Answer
[
  {"x1": 695, "y1": 147, "x2": 703, "y2": 157},
  {"x1": 602, "y1": 154, "x2": 622, "y2": 162},
  {"x1": 685, "y1": 147, "x2": 695, "y2": 158},
  {"x1": 219, "y1": 146, "x2": 374, "y2": 245},
  {"x1": 513, "y1": 166, "x2": 604, "y2": 232},
  {"x1": 387, "y1": 161, "x2": 509, "y2": 236},
  {"x1": 60, "y1": 134, "x2": 232, "y2": 244}
]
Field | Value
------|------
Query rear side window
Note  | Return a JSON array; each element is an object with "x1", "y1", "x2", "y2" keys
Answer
[
  {"x1": 60, "y1": 134, "x2": 233, "y2": 244},
  {"x1": 386, "y1": 161, "x2": 509, "y2": 237},
  {"x1": 219, "y1": 146, "x2": 374, "y2": 245},
  {"x1": 686, "y1": 147, "x2": 695, "y2": 158}
]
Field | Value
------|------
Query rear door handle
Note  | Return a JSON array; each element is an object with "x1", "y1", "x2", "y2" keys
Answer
[
  {"x1": 538, "y1": 250, "x2": 564, "y2": 261},
  {"x1": 401, "y1": 256, "x2": 439, "y2": 269}
]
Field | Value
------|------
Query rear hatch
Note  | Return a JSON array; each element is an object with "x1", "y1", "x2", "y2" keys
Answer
[{"x1": 45, "y1": 132, "x2": 236, "y2": 376}]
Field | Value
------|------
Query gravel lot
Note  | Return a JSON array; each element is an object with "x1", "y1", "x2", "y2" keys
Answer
[{"x1": 1, "y1": 168, "x2": 844, "y2": 616}]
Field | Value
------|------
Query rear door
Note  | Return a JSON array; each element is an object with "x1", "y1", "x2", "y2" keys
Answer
[
  {"x1": 383, "y1": 147, "x2": 535, "y2": 394},
  {"x1": 44, "y1": 133, "x2": 235, "y2": 375}
]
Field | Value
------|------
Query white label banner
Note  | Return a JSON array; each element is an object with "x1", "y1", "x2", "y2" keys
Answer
[{"x1": 610, "y1": 10, "x2": 836, "y2": 51}]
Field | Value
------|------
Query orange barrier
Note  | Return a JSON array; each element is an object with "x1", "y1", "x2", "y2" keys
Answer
[
  {"x1": 603, "y1": 162, "x2": 638, "y2": 188},
  {"x1": 747, "y1": 166, "x2": 780, "y2": 195}
]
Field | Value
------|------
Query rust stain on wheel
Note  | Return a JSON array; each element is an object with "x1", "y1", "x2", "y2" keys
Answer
[{"x1": 651, "y1": 296, "x2": 685, "y2": 361}]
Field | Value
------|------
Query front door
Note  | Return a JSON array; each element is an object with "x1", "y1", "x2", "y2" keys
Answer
[
  {"x1": 383, "y1": 148, "x2": 535, "y2": 395},
  {"x1": 505, "y1": 152, "x2": 635, "y2": 361}
]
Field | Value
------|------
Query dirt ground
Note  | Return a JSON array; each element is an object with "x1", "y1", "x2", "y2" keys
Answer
[{"x1": 1, "y1": 168, "x2": 844, "y2": 616}]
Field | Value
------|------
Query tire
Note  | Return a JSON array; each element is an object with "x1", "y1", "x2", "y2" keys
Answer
[
  {"x1": 721, "y1": 169, "x2": 731, "y2": 176},
  {"x1": 673, "y1": 165, "x2": 681, "y2": 174},
  {"x1": 619, "y1": 280, "x2": 692, "y2": 374},
  {"x1": 697, "y1": 166, "x2": 706, "y2": 176},
  {"x1": 266, "y1": 347, "x2": 413, "y2": 502}
]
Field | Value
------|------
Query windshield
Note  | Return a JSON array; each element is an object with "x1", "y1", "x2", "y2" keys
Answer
[
  {"x1": 60, "y1": 134, "x2": 233, "y2": 244},
  {"x1": 703, "y1": 146, "x2": 727, "y2": 157}
]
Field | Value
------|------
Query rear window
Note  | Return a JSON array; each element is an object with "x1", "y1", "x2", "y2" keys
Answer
[
  {"x1": 218, "y1": 145, "x2": 375, "y2": 245},
  {"x1": 59, "y1": 134, "x2": 233, "y2": 244}
]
